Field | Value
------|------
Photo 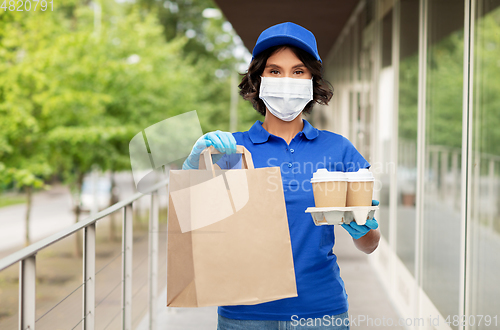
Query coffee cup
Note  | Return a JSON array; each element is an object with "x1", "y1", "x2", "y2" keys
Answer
[
  {"x1": 345, "y1": 169, "x2": 374, "y2": 207},
  {"x1": 310, "y1": 169, "x2": 348, "y2": 207}
]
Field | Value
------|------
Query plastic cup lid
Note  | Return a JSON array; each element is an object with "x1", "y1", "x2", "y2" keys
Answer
[
  {"x1": 346, "y1": 168, "x2": 374, "y2": 182},
  {"x1": 310, "y1": 168, "x2": 347, "y2": 183}
]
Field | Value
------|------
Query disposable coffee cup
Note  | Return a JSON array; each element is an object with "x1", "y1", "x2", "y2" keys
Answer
[
  {"x1": 345, "y1": 169, "x2": 374, "y2": 207},
  {"x1": 310, "y1": 169, "x2": 348, "y2": 207}
]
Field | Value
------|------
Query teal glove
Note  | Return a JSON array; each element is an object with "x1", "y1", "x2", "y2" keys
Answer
[
  {"x1": 341, "y1": 200, "x2": 379, "y2": 239},
  {"x1": 182, "y1": 130, "x2": 237, "y2": 170}
]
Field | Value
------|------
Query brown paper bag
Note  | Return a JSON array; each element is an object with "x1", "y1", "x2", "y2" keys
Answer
[{"x1": 167, "y1": 145, "x2": 297, "y2": 307}]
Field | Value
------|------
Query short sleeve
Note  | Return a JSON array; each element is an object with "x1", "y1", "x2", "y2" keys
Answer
[{"x1": 342, "y1": 138, "x2": 370, "y2": 172}]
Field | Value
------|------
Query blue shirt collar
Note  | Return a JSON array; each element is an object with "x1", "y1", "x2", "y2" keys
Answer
[{"x1": 248, "y1": 119, "x2": 319, "y2": 144}]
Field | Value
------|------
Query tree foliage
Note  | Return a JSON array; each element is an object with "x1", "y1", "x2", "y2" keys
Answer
[
  {"x1": 399, "y1": 28, "x2": 464, "y2": 150},
  {"x1": 474, "y1": 8, "x2": 500, "y2": 156},
  {"x1": 0, "y1": 0, "x2": 258, "y2": 195},
  {"x1": 399, "y1": 8, "x2": 500, "y2": 158}
]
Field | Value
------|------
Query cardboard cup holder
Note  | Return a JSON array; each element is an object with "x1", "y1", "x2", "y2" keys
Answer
[{"x1": 304, "y1": 206, "x2": 379, "y2": 226}]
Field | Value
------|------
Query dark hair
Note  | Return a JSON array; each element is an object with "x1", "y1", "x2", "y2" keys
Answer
[{"x1": 239, "y1": 45, "x2": 333, "y2": 116}]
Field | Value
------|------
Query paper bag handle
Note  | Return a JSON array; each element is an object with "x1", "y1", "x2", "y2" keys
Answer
[{"x1": 199, "y1": 145, "x2": 254, "y2": 176}]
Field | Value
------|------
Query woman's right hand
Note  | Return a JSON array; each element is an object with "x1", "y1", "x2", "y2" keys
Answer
[{"x1": 182, "y1": 130, "x2": 237, "y2": 170}]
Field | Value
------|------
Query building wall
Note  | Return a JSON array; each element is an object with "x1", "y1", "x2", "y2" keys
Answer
[{"x1": 316, "y1": 1, "x2": 500, "y2": 329}]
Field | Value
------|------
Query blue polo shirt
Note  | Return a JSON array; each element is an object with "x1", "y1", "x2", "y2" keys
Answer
[{"x1": 216, "y1": 119, "x2": 369, "y2": 321}]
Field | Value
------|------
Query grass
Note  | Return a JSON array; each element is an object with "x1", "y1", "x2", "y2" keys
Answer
[{"x1": 0, "y1": 195, "x2": 26, "y2": 208}]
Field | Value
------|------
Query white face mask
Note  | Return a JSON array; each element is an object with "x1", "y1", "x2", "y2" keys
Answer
[{"x1": 259, "y1": 76, "x2": 313, "y2": 122}]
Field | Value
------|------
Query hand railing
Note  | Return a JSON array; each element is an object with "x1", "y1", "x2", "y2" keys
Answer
[{"x1": 0, "y1": 178, "x2": 168, "y2": 330}]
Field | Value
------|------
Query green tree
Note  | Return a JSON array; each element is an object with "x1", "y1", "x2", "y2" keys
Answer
[
  {"x1": 132, "y1": 0, "x2": 262, "y2": 131},
  {"x1": 475, "y1": 9, "x2": 500, "y2": 156},
  {"x1": 1, "y1": 0, "x2": 259, "y2": 251},
  {"x1": 0, "y1": 10, "x2": 62, "y2": 245},
  {"x1": 426, "y1": 30, "x2": 464, "y2": 149},
  {"x1": 398, "y1": 53, "x2": 419, "y2": 142}
]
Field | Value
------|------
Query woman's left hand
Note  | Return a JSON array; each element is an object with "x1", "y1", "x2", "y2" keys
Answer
[{"x1": 341, "y1": 200, "x2": 379, "y2": 239}]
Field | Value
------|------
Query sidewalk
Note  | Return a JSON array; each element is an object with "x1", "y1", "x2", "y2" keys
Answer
[{"x1": 147, "y1": 227, "x2": 403, "y2": 330}]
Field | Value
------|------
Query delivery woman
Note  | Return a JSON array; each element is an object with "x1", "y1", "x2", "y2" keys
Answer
[{"x1": 182, "y1": 22, "x2": 380, "y2": 330}]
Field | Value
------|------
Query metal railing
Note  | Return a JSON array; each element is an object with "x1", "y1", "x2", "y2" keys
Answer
[{"x1": 0, "y1": 178, "x2": 168, "y2": 330}]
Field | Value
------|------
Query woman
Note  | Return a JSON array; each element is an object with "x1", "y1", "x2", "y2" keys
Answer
[{"x1": 183, "y1": 22, "x2": 380, "y2": 330}]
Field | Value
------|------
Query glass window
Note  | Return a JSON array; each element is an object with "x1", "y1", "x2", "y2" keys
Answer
[
  {"x1": 469, "y1": 0, "x2": 500, "y2": 327},
  {"x1": 422, "y1": 0, "x2": 464, "y2": 323},
  {"x1": 376, "y1": 9, "x2": 394, "y2": 240},
  {"x1": 397, "y1": 0, "x2": 419, "y2": 275}
]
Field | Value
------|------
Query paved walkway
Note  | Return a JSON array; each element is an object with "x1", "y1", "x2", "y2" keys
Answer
[{"x1": 143, "y1": 227, "x2": 403, "y2": 330}]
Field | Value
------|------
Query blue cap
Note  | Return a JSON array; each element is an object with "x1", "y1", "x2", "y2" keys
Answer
[{"x1": 252, "y1": 22, "x2": 321, "y2": 63}]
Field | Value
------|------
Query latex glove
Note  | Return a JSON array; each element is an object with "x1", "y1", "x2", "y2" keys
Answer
[
  {"x1": 182, "y1": 130, "x2": 237, "y2": 170},
  {"x1": 341, "y1": 200, "x2": 379, "y2": 239}
]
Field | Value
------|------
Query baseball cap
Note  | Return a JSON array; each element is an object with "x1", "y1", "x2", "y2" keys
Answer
[{"x1": 252, "y1": 22, "x2": 321, "y2": 62}]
